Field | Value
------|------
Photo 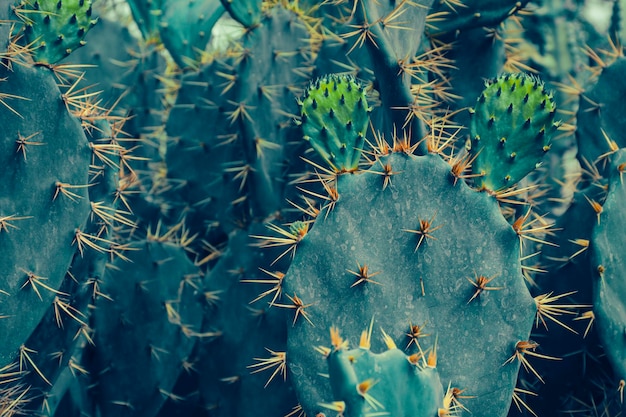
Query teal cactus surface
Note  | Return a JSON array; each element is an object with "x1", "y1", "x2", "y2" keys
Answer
[
  {"x1": 299, "y1": 74, "x2": 370, "y2": 173},
  {"x1": 91, "y1": 239, "x2": 204, "y2": 417},
  {"x1": 283, "y1": 151, "x2": 537, "y2": 417},
  {"x1": 3, "y1": 0, "x2": 626, "y2": 416},
  {"x1": 219, "y1": 0, "x2": 262, "y2": 28},
  {"x1": 322, "y1": 326, "x2": 444, "y2": 417},
  {"x1": 158, "y1": 0, "x2": 224, "y2": 68},
  {"x1": 576, "y1": 56, "x2": 626, "y2": 172},
  {"x1": 468, "y1": 72, "x2": 559, "y2": 192},
  {"x1": 591, "y1": 149, "x2": 626, "y2": 381},
  {"x1": 0, "y1": 63, "x2": 91, "y2": 368},
  {"x1": 427, "y1": 0, "x2": 530, "y2": 35}
]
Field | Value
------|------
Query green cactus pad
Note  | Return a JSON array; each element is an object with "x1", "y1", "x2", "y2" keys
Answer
[
  {"x1": 158, "y1": 0, "x2": 225, "y2": 68},
  {"x1": 576, "y1": 57, "x2": 626, "y2": 172},
  {"x1": 284, "y1": 152, "x2": 536, "y2": 417},
  {"x1": 16, "y1": 0, "x2": 98, "y2": 64},
  {"x1": 125, "y1": 0, "x2": 162, "y2": 41},
  {"x1": 0, "y1": 63, "x2": 91, "y2": 367},
  {"x1": 468, "y1": 72, "x2": 559, "y2": 192},
  {"x1": 299, "y1": 74, "x2": 370, "y2": 173},
  {"x1": 324, "y1": 328, "x2": 443, "y2": 417},
  {"x1": 219, "y1": 0, "x2": 261, "y2": 28},
  {"x1": 427, "y1": 0, "x2": 530, "y2": 35},
  {"x1": 591, "y1": 149, "x2": 626, "y2": 381},
  {"x1": 93, "y1": 240, "x2": 204, "y2": 417}
]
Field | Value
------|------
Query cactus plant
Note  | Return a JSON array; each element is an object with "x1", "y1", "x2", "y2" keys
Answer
[{"x1": 2, "y1": 0, "x2": 626, "y2": 416}]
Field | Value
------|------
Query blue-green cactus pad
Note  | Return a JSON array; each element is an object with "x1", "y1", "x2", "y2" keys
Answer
[
  {"x1": 284, "y1": 152, "x2": 536, "y2": 417},
  {"x1": 591, "y1": 149, "x2": 626, "y2": 380}
]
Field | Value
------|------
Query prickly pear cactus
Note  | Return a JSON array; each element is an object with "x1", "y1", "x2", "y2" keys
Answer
[
  {"x1": 427, "y1": 0, "x2": 530, "y2": 35},
  {"x1": 283, "y1": 151, "x2": 537, "y2": 417},
  {"x1": 15, "y1": 0, "x2": 98, "y2": 64},
  {"x1": 91, "y1": 239, "x2": 204, "y2": 417},
  {"x1": 468, "y1": 72, "x2": 559, "y2": 192},
  {"x1": 321, "y1": 326, "x2": 444, "y2": 417},
  {"x1": 0, "y1": 63, "x2": 92, "y2": 368},
  {"x1": 576, "y1": 57, "x2": 626, "y2": 172},
  {"x1": 219, "y1": 0, "x2": 262, "y2": 28},
  {"x1": 299, "y1": 74, "x2": 371, "y2": 173},
  {"x1": 591, "y1": 149, "x2": 626, "y2": 381},
  {"x1": 158, "y1": 0, "x2": 224, "y2": 68}
]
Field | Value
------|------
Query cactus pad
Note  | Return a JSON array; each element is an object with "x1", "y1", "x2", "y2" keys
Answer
[
  {"x1": 17, "y1": 0, "x2": 98, "y2": 64},
  {"x1": 299, "y1": 74, "x2": 370, "y2": 173},
  {"x1": 591, "y1": 149, "x2": 626, "y2": 381},
  {"x1": 468, "y1": 72, "x2": 559, "y2": 192},
  {"x1": 323, "y1": 327, "x2": 444, "y2": 417}
]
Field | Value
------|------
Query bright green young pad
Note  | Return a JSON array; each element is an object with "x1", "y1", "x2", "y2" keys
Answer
[
  {"x1": 299, "y1": 74, "x2": 370, "y2": 173},
  {"x1": 468, "y1": 72, "x2": 559, "y2": 192},
  {"x1": 17, "y1": 0, "x2": 98, "y2": 64}
]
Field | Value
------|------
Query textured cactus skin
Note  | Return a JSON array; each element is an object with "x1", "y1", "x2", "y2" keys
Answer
[
  {"x1": 576, "y1": 57, "x2": 626, "y2": 172},
  {"x1": 124, "y1": 0, "x2": 161, "y2": 40},
  {"x1": 20, "y1": 118, "x2": 123, "y2": 416},
  {"x1": 299, "y1": 75, "x2": 370, "y2": 173},
  {"x1": 591, "y1": 149, "x2": 626, "y2": 381},
  {"x1": 4, "y1": 0, "x2": 626, "y2": 416},
  {"x1": 119, "y1": 0, "x2": 224, "y2": 69},
  {"x1": 91, "y1": 239, "x2": 204, "y2": 417},
  {"x1": 427, "y1": 0, "x2": 530, "y2": 35},
  {"x1": 16, "y1": 0, "x2": 97, "y2": 64},
  {"x1": 195, "y1": 226, "x2": 298, "y2": 416},
  {"x1": 0, "y1": 63, "x2": 91, "y2": 368},
  {"x1": 159, "y1": 5, "x2": 312, "y2": 415},
  {"x1": 219, "y1": 0, "x2": 262, "y2": 27},
  {"x1": 469, "y1": 73, "x2": 559, "y2": 192},
  {"x1": 158, "y1": 0, "x2": 224, "y2": 68},
  {"x1": 164, "y1": 4, "x2": 311, "y2": 241},
  {"x1": 325, "y1": 328, "x2": 444, "y2": 417},
  {"x1": 284, "y1": 152, "x2": 536, "y2": 417}
]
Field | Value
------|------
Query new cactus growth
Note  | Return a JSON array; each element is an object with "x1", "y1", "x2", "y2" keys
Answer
[
  {"x1": 468, "y1": 72, "x2": 559, "y2": 192},
  {"x1": 2, "y1": 0, "x2": 626, "y2": 416},
  {"x1": 321, "y1": 326, "x2": 444, "y2": 417},
  {"x1": 15, "y1": 0, "x2": 97, "y2": 64},
  {"x1": 299, "y1": 74, "x2": 370, "y2": 173}
]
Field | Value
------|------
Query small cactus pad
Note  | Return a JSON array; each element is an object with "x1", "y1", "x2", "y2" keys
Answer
[
  {"x1": 17, "y1": 0, "x2": 98, "y2": 64},
  {"x1": 324, "y1": 328, "x2": 443, "y2": 417},
  {"x1": 299, "y1": 74, "x2": 370, "y2": 173},
  {"x1": 468, "y1": 72, "x2": 559, "y2": 192}
]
